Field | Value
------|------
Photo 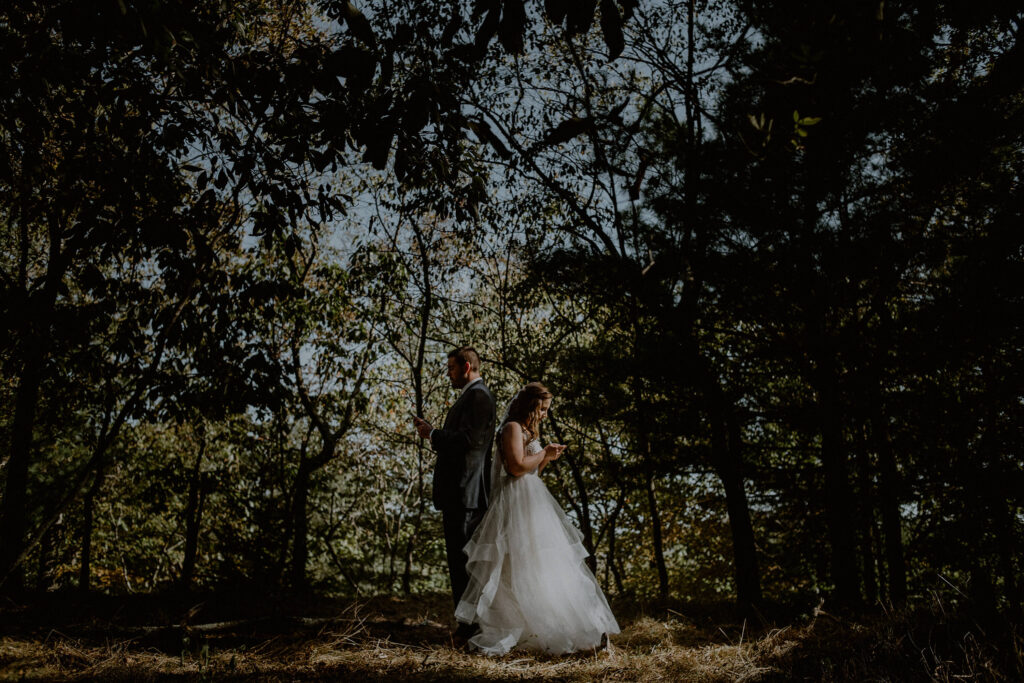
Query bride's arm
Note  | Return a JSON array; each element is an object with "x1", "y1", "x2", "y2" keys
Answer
[
  {"x1": 502, "y1": 423, "x2": 564, "y2": 476},
  {"x1": 502, "y1": 423, "x2": 547, "y2": 476}
]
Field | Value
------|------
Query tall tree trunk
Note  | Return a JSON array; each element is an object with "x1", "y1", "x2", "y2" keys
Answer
[
  {"x1": 0, "y1": 354, "x2": 43, "y2": 592},
  {"x1": 993, "y1": 495, "x2": 1021, "y2": 614},
  {"x1": 289, "y1": 460, "x2": 312, "y2": 591},
  {"x1": 288, "y1": 437, "x2": 340, "y2": 591},
  {"x1": 873, "y1": 405, "x2": 907, "y2": 603},
  {"x1": 855, "y1": 427, "x2": 878, "y2": 604},
  {"x1": 2, "y1": 209, "x2": 71, "y2": 592},
  {"x1": 633, "y1": 365, "x2": 668, "y2": 600},
  {"x1": 36, "y1": 518, "x2": 58, "y2": 591},
  {"x1": 78, "y1": 465, "x2": 104, "y2": 592},
  {"x1": 273, "y1": 410, "x2": 294, "y2": 582},
  {"x1": 1, "y1": 208, "x2": 44, "y2": 593},
  {"x1": 817, "y1": 363, "x2": 859, "y2": 606},
  {"x1": 180, "y1": 426, "x2": 208, "y2": 590},
  {"x1": 629, "y1": 291, "x2": 668, "y2": 599},
  {"x1": 642, "y1": 444, "x2": 669, "y2": 600},
  {"x1": 711, "y1": 408, "x2": 763, "y2": 609},
  {"x1": 606, "y1": 498, "x2": 625, "y2": 594},
  {"x1": 400, "y1": 534, "x2": 415, "y2": 595},
  {"x1": 400, "y1": 218, "x2": 432, "y2": 596}
]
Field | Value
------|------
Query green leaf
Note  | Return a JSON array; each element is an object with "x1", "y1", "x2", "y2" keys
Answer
[
  {"x1": 499, "y1": 0, "x2": 526, "y2": 54},
  {"x1": 343, "y1": 2, "x2": 377, "y2": 48},
  {"x1": 567, "y1": 0, "x2": 596, "y2": 35},
  {"x1": 539, "y1": 116, "x2": 594, "y2": 147},
  {"x1": 599, "y1": 0, "x2": 624, "y2": 59},
  {"x1": 475, "y1": 1, "x2": 501, "y2": 53},
  {"x1": 467, "y1": 119, "x2": 511, "y2": 158},
  {"x1": 545, "y1": 0, "x2": 569, "y2": 25}
]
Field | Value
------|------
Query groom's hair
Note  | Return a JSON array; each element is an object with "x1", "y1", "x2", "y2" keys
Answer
[{"x1": 447, "y1": 346, "x2": 481, "y2": 372}]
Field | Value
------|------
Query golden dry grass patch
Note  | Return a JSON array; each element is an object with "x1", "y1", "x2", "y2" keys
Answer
[
  {"x1": 1, "y1": 636, "x2": 61, "y2": 681},
  {"x1": 3, "y1": 594, "x2": 1017, "y2": 681}
]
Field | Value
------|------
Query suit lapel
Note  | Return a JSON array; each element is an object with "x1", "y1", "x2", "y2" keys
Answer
[
  {"x1": 443, "y1": 381, "x2": 482, "y2": 430},
  {"x1": 443, "y1": 388, "x2": 468, "y2": 430}
]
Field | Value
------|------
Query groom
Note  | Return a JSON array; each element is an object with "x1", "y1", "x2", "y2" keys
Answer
[{"x1": 412, "y1": 346, "x2": 496, "y2": 639}]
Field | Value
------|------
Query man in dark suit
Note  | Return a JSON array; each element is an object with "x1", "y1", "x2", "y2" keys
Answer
[{"x1": 413, "y1": 346, "x2": 496, "y2": 640}]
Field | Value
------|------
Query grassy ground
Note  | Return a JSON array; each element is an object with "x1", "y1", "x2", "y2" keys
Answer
[{"x1": 0, "y1": 591, "x2": 1019, "y2": 681}]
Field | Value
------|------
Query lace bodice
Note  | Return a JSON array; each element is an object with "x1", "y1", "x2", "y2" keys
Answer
[
  {"x1": 493, "y1": 422, "x2": 542, "y2": 486},
  {"x1": 522, "y1": 438, "x2": 542, "y2": 475}
]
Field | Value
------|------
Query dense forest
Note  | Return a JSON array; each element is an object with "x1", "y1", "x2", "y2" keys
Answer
[{"x1": 1, "y1": 0, "x2": 1022, "y2": 679}]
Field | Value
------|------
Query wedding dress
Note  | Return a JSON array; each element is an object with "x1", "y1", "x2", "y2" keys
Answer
[{"x1": 454, "y1": 425, "x2": 620, "y2": 655}]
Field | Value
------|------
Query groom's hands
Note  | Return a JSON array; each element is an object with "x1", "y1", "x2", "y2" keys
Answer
[{"x1": 412, "y1": 415, "x2": 433, "y2": 440}]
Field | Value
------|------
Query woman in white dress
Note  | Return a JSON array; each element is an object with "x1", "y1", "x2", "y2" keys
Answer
[{"x1": 455, "y1": 382, "x2": 620, "y2": 655}]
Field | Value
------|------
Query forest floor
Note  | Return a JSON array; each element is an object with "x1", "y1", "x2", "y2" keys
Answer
[{"x1": 0, "y1": 590, "x2": 1019, "y2": 682}]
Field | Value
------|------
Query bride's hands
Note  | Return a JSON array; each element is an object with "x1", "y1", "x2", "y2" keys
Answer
[{"x1": 543, "y1": 443, "x2": 567, "y2": 461}]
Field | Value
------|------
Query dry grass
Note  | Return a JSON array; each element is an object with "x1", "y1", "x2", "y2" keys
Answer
[{"x1": 1, "y1": 593, "x2": 1019, "y2": 681}]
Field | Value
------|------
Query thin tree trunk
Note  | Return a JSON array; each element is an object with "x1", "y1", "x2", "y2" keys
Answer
[
  {"x1": 0, "y1": 355, "x2": 43, "y2": 592},
  {"x1": 289, "y1": 460, "x2": 313, "y2": 591},
  {"x1": 855, "y1": 426, "x2": 878, "y2": 604},
  {"x1": 606, "y1": 496, "x2": 625, "y2": 594},
  {"x1": 401, "y1": 218, "x2": 433, "y2": 596},
  {"x1": 713, "y1": 408, "x2": 762, "y2": 608},
  {"x1": 642, "y1": 445, "x2": 669, "y2": 600},
  {"x1": 400, "y1": 533, "x2": 415, "y2": 596},
  {"x1": 387, "y1": 516, "x2": 399, "y2": 592},
  {"x1": 288, "y1": 434, "x2": 344, "y2": 591},
  {"x1": 1, "y1": 209, "x2": 53, "y2": 593},
  {"x1": 817, "y1": 363, "x2": 859, "y2": 606},
  {"x1": 993, "y1": 495, "x2": 1021, "y2": 613},
  {"x1": 683, "y1": 0, "x2": 698, "y2": 219},
  {"x1": 79, "y1": 398, "x2": 117, "y2": 593},
  {"x1": 628, "y1": 289, "x2": 668, "y2": 599},
  {"x1": 180, "y1": 426, "x2": 208, "y2": 590},
  {"x1": 274, "y1": 410, "x2": 297, "y2": 583},
  {"x1": 78, "y1": 469, "x2": 103, "y2": 592},
  {"x1": 36, "y1": 518, "x2": 58, "y2": 591},
  {"x1": 873, "y1": 404, "x2": 907, "y2": 603},
  {"x1": 632, "y1": 362, "x2": 668, "y2": 600},
  {"x1": 286, "y1": 327, "x2": 369, "y2": 591},
  {"x1": 872, "y1": 509, "x2": 887, "y2": 604}
]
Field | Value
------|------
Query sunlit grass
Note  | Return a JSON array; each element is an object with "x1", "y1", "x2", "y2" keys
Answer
[{"x1": 0, "y1": 593, "x2": 1019, "y2": 681}]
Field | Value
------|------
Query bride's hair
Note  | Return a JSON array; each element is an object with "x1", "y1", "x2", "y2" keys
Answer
[{"x1": 506, "y1": 382, "x2": 553, "y2": 439}]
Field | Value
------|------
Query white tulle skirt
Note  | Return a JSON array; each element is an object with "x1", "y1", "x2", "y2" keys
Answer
[{"x1": 454, "y1": 469, "x2": 620, "y2": 655}]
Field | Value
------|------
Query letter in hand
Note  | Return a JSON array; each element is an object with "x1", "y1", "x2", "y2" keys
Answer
[{"x1": 412, "y1": 413, "x2": 433, "y2": 439}]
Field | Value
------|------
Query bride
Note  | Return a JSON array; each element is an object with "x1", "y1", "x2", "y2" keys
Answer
[{"x1": 455, "y1": 382, "x2": 620, "y2": 655}]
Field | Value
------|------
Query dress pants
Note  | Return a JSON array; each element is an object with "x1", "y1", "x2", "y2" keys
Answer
[{"x1": 442, "y1": 507, "x2": 486, "y2": 619}]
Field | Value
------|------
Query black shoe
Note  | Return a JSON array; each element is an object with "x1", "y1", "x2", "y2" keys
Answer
[{"x1": 454, "y1": 621, "x2": 478, "y2": 639}]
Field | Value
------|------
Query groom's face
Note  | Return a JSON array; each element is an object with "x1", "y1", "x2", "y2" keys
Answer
[{"x1": 446, "y1": 357, "x2": 470, "y2": 389}]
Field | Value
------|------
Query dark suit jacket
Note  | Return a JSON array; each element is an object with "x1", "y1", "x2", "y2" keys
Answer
[{"x1": 431, "y1": 379, "x2": 496, "y2": 511}]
